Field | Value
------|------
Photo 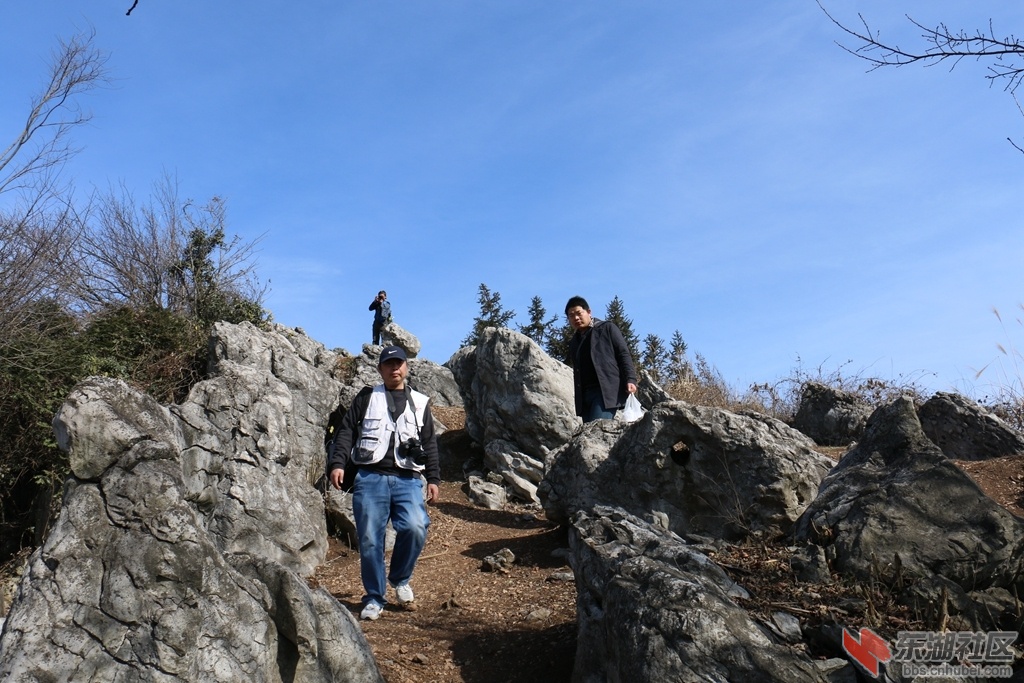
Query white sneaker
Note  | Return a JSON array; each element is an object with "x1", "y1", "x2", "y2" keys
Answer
[
  {"x1": 394, "y1": 583, "x2": 414, "y2": 605},
  {"x1": 360, "y1": 602, "x2": 383, "y2": 620}
]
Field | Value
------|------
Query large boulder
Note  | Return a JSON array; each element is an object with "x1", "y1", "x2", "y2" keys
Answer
[
  {"x1": 182, "y1": 322, "x2": 339, "y2": 575},
  {"x1": 447, "y1": 328, "x2": 579, "y2": 500},
  {"x1": 541, "y1": 401, "x2": 833, "y2": 541},
  {"x1": 0, "y1": 322, "x2": 385, "y2": 682},
  {"x1": 794, "y1": 396, "x2": 1024, "y2": 631},
  {"x1": 918, "y1": 391, "x2": 1024, "y2": 461},
  {"x1": 569, "y1": 506, "x2": 840, "y2": 682},
  {"x1": 380, "y1": 321, "x2": 421, "y2": 358},
  {"x1": 791, "y1": 381, "x2": 873, "y2": 446},
  {"x1": 408, "y1": 358, "x2": 463, "y2": 408}
]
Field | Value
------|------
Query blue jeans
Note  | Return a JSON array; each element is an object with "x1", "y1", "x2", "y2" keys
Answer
[
  {"x1": 582, "y1": 385, "x2": 616, "y2": 423},
  {"x1": 351, "y1": 469, "x2": 430, "y2": 607}
]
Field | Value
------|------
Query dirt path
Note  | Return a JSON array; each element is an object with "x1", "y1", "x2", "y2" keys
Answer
[
  {"x1": 310, "y1": 415, "x2": 1024, "y2": 683},
  {"x1": 311, "y1": 479, "x2": 578, "y2": 683}
]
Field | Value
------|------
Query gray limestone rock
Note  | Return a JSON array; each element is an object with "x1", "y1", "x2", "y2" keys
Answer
[
  {"x1": 570, "y1": 506, "x2": 835, "y2": 682},
  {"x1": 794, "y1": 396, "x2": 1024, "y2": 631},
  {"x1": 447, "y1": 327, "x2": 579, "y2": 460},
  {"x1": 0, "y1": 322, "x2": 384, "y2": 682},
  {"x1": 792, "y1": 381, "x2": 873, "y2": 447},
  {"x1": 380, "y1": 320, "x2": 421, "y2": 358},
  {"x1": 541, "y1": 401, "x2": 833, "y2": 541},
  {"x1": 918, "y1": 391, "x2": 1024, "y2": 461},
  {"x1": 484, "y1": 439, "x2": 544, "y2": 504}
]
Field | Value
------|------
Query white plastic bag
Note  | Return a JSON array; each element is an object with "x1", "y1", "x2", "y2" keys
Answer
[{"x1": 621, "y1": 394, "x2": 645, "y2": 422}]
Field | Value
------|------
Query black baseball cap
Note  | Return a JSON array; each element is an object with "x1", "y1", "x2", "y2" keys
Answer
[{"x1": 378, "y1": 346, "x2": 407, "y2": 365}]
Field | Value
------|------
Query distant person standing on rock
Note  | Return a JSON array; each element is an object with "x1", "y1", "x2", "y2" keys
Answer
[
  {"x1": 327, "y1": 345, "x2": 440, "y2": 621},
  {"x1": 369, "y1": 290, "x2": 391, "y2": 345},
  {"x1": 565, "y1": 295, "x2": 638, "y2": 423}
]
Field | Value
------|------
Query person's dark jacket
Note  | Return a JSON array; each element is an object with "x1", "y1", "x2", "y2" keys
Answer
[
  {"x1": 369, "y1": 299, "x2": 391, "y2": 326},
  {"x1": 567, "y1": 318, "x2": 638, "y2": 417},
  {"x1": 326, "y1": 385, "x2": 441, "y2": 486}
]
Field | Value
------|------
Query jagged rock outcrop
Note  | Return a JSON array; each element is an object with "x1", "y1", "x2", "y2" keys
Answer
[
  {"x1": 918, "y1": 391, "x2": 1024, "y2": 461},
  {"x1": 0, "y1": 323, "x2": 384, "y2": 682},
  {"x1": 794, "y1": 396, "x2": 1024, "y2": 632},
  {"x1": 483, "y1": 439, "x2": 544, "y2": 504},
  {"x1": 792, "y1": 381, "x2": 873, "y2": 446},
  {"x1": 447, "y1": 328, "x2": 579, "y2": 501},
  {"x1": 408, "y1": 358, "x2": 463, "y2": 409},
  {"x1": 569, "y1": 506, "x2": 842, "y2": 682},
  {"x1": 449, "y1": 328, "x2": 578, "y2": 454},
  {"x1": 541, "y1": 401, "x2": 833, "y2": 541},
  {"x1": 334, "y1": 345, "x2": 462, "y2": 412},
  {"x1": 380, "y1": 321, "x2": 421, "y2": 358},
  {"x1": 635, "y1": 368, "x2": 672, "y2": 412}
]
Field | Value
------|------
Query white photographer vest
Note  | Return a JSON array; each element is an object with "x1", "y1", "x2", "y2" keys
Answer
[{"x1": 351, "y1": 384, "x2": 429, "y2": 473}]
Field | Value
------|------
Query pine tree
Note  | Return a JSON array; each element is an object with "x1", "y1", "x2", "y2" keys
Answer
[
  {"x1": 642, "y1": 333, "x2": 669, "y2": 383},
  {"x1": 546, "y1": 320, "x2": 574, "y2": 364},
  {"x1": 666, "y1": 329, "x2": 690, "y2": 384},
  {"x1": 604, "y1": 296, "x2": 641, "y2": 368},
  {"x1": 462, "y1": 283, "x2": 516, "y2": 346},
  {"x1": 518, "y1": 296, "x2": 557, "y2": 348}
]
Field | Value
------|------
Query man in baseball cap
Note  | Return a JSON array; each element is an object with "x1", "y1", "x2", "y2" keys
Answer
[
  {"x1": 326, "y1": 344, "x2": 440, "y2": 621},
  {"x1": 378, "y1": 345, "x2": 406, "y2": 365}
]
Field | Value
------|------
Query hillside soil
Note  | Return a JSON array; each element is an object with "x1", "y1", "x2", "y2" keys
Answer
[{"x1": 311, "y1": 410, "x2": 1024, "y2": 683}]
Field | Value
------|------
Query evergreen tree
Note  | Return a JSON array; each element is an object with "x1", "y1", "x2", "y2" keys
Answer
[
  {"x1": 518, "y1": 296, "x2": 557, "y2": 347},
  {"x1": 462, "y1": 283, "x2": 516, "y2": 346},
  {"x1": 667, "y1": 329, "x2": 690, "y2": 384},
  {"x1": 642, "y1": 333, "x2": 670, "y2": 383},
  {"x1": 604, "y1": 296, "x2": 641, "y2": 368},
  {"x1": 546, "y1": 320, "x2": 574, "y2": 364}
]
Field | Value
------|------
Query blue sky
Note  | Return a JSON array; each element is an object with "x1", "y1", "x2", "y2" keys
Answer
[{"x1": 3, "y1": 1, "x2": 1023, "y2": 398}]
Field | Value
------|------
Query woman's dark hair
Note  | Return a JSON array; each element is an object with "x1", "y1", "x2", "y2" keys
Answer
[{"x1": 564, "y1": 296, "x2": 590, "y2": 314}]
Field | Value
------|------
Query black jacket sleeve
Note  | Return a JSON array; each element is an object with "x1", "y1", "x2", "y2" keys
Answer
[
  {"x1": 608, "y1": 323, "x2": 638, "y2": 385},
  {"x1": 419, "y1": 405, "x2": 441, "y2": 486},
  {"x1": 326, "y1": 387, "x2": 373, "y2": 475}
]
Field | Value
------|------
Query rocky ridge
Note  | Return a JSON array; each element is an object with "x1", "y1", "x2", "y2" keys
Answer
[{"x1": 0, "y1": 322, "x2": 1022, "y2": 682}]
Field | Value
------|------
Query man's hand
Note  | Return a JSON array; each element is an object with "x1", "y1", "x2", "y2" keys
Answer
[
  {"x1": 627, "y1": 382, "x2": 638, "y2": 394},
  {"x1": 329, "y1": 468, "x2": 345, "y2": 490},
  {"x1": 425, "y1": 483, "x2": 440, "y2": 504}
]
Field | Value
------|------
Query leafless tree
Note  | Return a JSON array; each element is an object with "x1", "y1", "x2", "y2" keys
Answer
[
  {"x1": 0, "y1": 204, "x2": 81, "y2": 353},
  {"x1": 167, "y1": 193, "x2": 268, "y2": 321},
  {"x1": 0, "y1": 31, "x2": 106, "y2": 361},
  {"x1": 75, "y1": 177, "x2": 183, "y2": 312},
  {"x1": 76, "y1": 174, "x2": 266, "y2": 319},
  {"x1": 0, "y1": 30, "x2": 108, "y2": 198}
]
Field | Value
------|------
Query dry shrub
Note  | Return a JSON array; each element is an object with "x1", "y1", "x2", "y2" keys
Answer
[
  {"x1": 666, "y1": 354, "x2": 931, "y2": 423},
  {"x1": 665, "y1": 353, "x2": 735, "y2": 409},
  {"x1": 973, "y1": 305, "x2": 1024, "y2": 432},
  {"x1": 332, "y1": 354, "x2": 358, "y2": 385}
]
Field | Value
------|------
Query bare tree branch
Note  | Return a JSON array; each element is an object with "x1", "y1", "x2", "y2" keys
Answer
[
  {"x1": 75, "y1": 175, "x2": 267, "y2": 319},
  {"x1": 0, "y1": 202, "x2": 83, "y2": 365},
  {"x1": 818, "y1": 1, "x2": 1024, "y2": 92},
  {"x1": 0, "y1": 30, "x2": 109, "y2": 197}
]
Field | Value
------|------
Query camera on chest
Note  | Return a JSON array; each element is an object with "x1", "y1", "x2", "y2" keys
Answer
[{"x1": 400, "y1": 436, "x2": 425, "y2": 465}]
